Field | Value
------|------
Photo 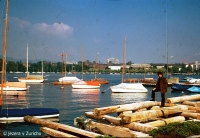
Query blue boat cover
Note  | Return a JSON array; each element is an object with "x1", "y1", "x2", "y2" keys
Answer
[
  {"x1": 187, "y1": 86, "x2": 200, "y2": 93},
  {"x1": 0, "y1": 108, "x2": 59, "y2": 117},
  {"x1": 171, "y1": 84, "x2": 190, "y2": 91}
]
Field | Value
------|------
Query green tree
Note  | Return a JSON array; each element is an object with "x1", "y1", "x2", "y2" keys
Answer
[
  {"x1": 17, "y1": 61, "x2": 26, "y2": 72},
  {"x1": 186, "y1": 65, "x2": 193, "y2": 73},
  {"x1": 172, "y1": 65, "x2": 179, "y2": 73},
  {"x1": 6, "y1": 61, "x2": 17, "y2": 72}
]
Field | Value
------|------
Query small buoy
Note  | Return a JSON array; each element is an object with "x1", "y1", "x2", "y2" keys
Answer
[{"x1": 60, "y1": 86, "x2": 64, "y2": 89}]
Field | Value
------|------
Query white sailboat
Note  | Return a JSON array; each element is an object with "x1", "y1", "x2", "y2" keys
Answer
[
  {"x1": 0, "y1": 0, "x2": 59, "y2": 122},
  {"x1": 52, "y1": 52, "x2": 81, "y2": 85},
  {"x1": 18, "y1": 45, "x2": 44, "y2": 83},
  {"x1": 0, "y1": 1, "x2": 27, "y2": 95},
  {"x1": 110, "y1": 37, "x2": 148, "y2": 93},
  {"x1": 72, "y1": 46, "x2": 101, "y2": 89}
]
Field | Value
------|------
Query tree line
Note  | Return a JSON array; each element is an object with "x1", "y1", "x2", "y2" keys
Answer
[{"x1": 0, "y1": 59, "x2": 199, "y2": 74}]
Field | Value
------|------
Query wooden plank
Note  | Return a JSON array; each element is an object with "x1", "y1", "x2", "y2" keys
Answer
[
  {"x1": 40, "y1": 127, "x2": 77, "y2": 138},
  {"x1": 166, "y1": 94, "x2": 200, "y2": 103},
  {"x1": 94, "y1": 101, "x2": 160, "y2": 116},
  {"x1": 121, "y1": 109, "x2": 181, "y2": 123},
  {"x1": 24, "y1": 116, "x2": 102, "y2": 138},
  {"x1": 146, "y1": 116, "x2": 185, "y2": 127}
]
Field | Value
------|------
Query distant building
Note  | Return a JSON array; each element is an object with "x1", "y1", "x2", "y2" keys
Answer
[
  {"x1": 106, "y1": 57, "x2": 119, "y2": 64},
  {"x1": 108, "y1": 66, "x2": 121, "y2": 70},
  {"x1": 195, "y1": 61, "x2": 200, "y2": 70}
]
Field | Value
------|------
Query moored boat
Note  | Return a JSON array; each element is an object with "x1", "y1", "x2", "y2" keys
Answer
[
  {"x1": 187, "y1": 86, "x2": 200, "y2": 93},
  {"x1": 71, "y1": 46, "x2": 101, "y2": 89},
  {"x1": 110, "y1": 83, "x2": 148, "y2": 93},
  {"x1": 18, "y1": 45, "x2": 44, "y2": 83},
  {"x1": 52, "y1": 76, "x2": 81, "y2": 85},
  {"x1": 0, "y1": 108, "x2": 59, "y2": 123},
  {"x1": 0, "y1": 0, "x2": 59, "y2": 123},
  {"x1": 110, "y1": 37, "x2": 147, "y2": 93},
  {"x1": 171, "y1": 84, "x2": 190, "y2": 91},
  {"x1": 72, "y1": 80, "x2": 100, "y2": 89}
]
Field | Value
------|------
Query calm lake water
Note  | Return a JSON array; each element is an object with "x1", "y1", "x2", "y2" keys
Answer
[{"x1": 0, "y1": 73, "x2": 199, "y2": 137}]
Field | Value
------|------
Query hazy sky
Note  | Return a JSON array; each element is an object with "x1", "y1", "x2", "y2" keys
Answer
[{"x1": 0, "y1": 0, "x2": 199, "y2": 64}]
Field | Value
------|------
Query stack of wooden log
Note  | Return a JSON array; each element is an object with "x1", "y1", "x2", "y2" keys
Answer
[
  {"x1": 85, "y1": 94, "x2": 200, "y2": 137},
  {"x1": 23, "y1": 94, "x2": 200, "y2": 138}
]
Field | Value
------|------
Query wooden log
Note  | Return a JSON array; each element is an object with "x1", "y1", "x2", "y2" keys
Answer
[
  {"x1": 166, "y1": 94, "x2": 200, "y2": 103},
  {"x1": 182, "y1": 101, "x2": 200, "y2": 107},
  {"x1": 180, "y1": 112, "x2": 199, "y2": 119},
  {"x1": 40, "y1": 127, "x2": 77, "y2": 138},
  {"x1": 90, "y1": 121, "x2": 150, "y2": 138},
  {"x1": 85, "y1": 112, "x2": 121, "y2": 125},
  {"x1": 121, "y1": 109, "x2": 181, "y2": 123},
  {"x1": 146, "y1": 116, "x2": 185, "y2": 127},
  {"x1": 161, "y1": 105, "x2": 189, "y2": 110},
  {"x1": 124, "y1": 122, "x2": 157, "y2": 133},
  {"x1": 94, "y1": 101, "x2": 160, "y2": 116},
  {"x1": 24, "y1": 116, "x2": 102, "y2": 138}
]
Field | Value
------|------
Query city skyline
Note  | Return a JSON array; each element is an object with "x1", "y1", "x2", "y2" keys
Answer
[{"x1": 0, "y1": 0, "x2": 199, "y2": 64}]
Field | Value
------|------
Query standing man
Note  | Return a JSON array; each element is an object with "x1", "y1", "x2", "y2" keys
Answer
[{"x1": 150, "y1": 72, "x2": 168, "y2": 107}]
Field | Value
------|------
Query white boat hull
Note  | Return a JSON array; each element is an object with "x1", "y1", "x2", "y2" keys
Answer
[
  {"x1": 72, "y1": 84, "x2": 100, "y2": 89},
  {"x1": 0, "y1": 114, "x2": 59, "y2": 122},
  {"x1": 18, "y1": 79, "x2": 44, "y2": 83},
  {"x1": 110, "y1": 83, "x2": 148, "y2": 93},
  {"x1": 2, "y1": 87, "x2": 27, "y2": 91}
]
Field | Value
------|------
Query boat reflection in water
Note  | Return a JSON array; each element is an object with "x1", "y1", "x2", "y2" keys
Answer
[
  {"x1": 111, "y1": 92, "x2": 148, "y2": 104},
  {"x1": 2, "y1": 95, "x2": 27, "y2": 109},
  {"x1": 72, "y1": 89, "x2": 100, "y2": 106}
]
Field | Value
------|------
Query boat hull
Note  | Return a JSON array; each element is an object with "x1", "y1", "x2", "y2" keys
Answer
[
  {"x1": 18, "y1": 79, "x2": 44, "y2": 83},
  {"x1": 72, "y1": 84, "x2": 100, "y2": 89},
  {"x1": 72, "y1": 80, "x2": 100, "y2": 89},
  {"x1": 0, "y1": 108, "x2": 59, "y2": 123},
  {"x1": 110, "y1": 83, "x2": 148, "y2": 93}
]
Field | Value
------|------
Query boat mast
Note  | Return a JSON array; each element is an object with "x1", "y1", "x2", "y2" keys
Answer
[
  {"x1": 65, "y1": 52, "x2": 67, "y2": 77},
  {"x1": 1, "y1": 0, "x2": 9, "y2": 105},
  {"x1": 82, "y1": 45, "x2": 84, "y2": 80},
  {"x1": 122, "y1": 37, "x2": 126, "y2": 83},
  {"x1": 26, "y1": 44, "x2": 29, "y2": 76},
  {"x1": 42, "y1": 60, "x2": 43, "y2": 77}
]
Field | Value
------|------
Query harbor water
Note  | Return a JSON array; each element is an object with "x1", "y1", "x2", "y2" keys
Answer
[{"x1": 0, "y1": 73, "x2": 199, "y2": 137}]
